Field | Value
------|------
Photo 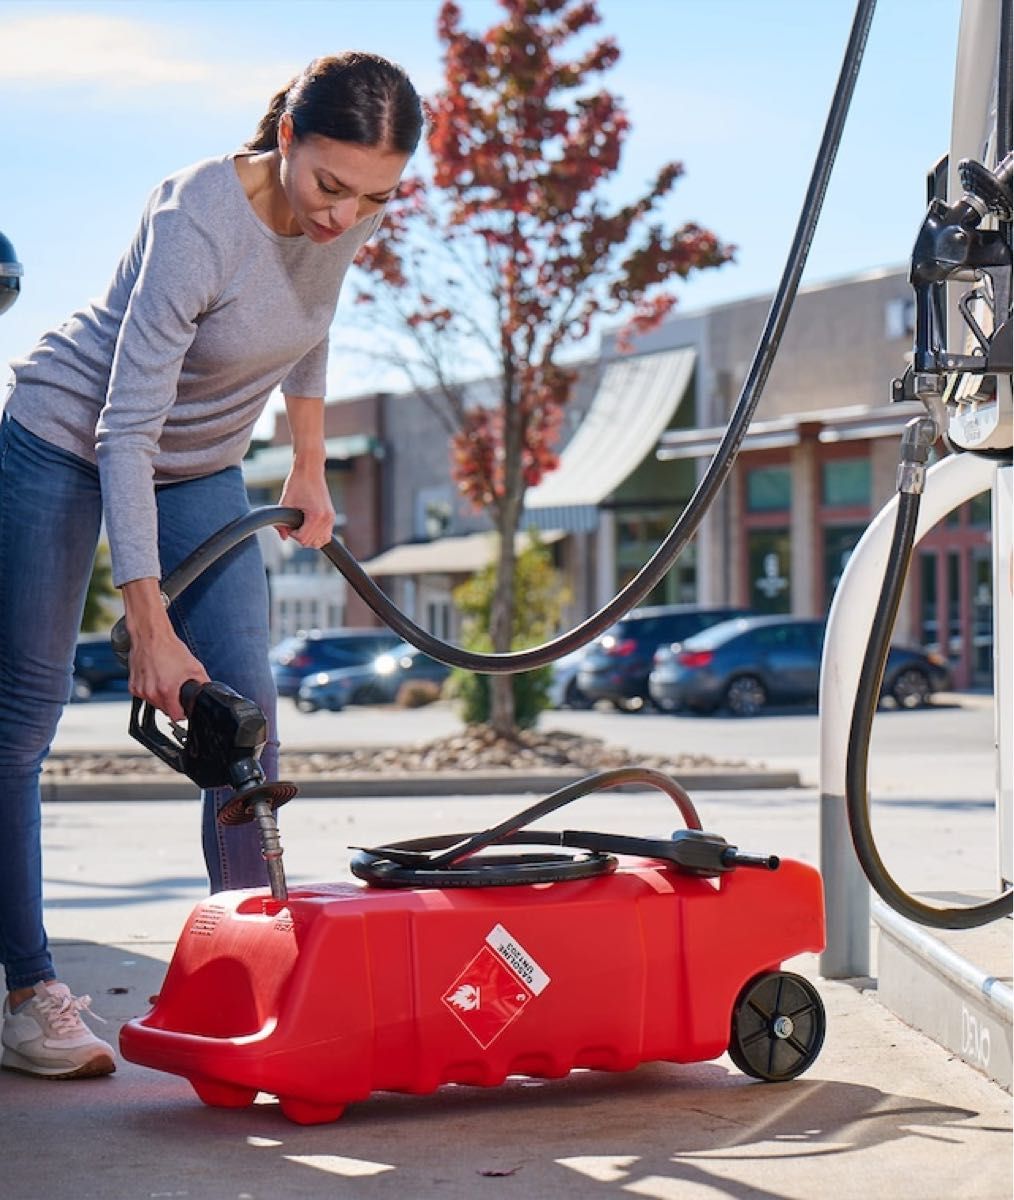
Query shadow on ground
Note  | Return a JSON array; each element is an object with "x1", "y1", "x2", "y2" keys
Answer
[{"x1": 0, "y1": 942, "x2": 1006, "y2": 1200}]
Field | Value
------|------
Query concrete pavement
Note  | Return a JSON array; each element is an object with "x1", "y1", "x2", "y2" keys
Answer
[{"x1": 1, "y1": 695, "x2": 1009, "y2": 1197}]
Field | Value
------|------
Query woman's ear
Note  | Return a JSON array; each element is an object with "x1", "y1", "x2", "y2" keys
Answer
[{"x1": 278, "y1": 112, "x2": 293, "y2": 158}]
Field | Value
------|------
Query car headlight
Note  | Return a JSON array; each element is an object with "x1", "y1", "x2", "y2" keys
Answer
[
  {"x1": 312, "y1": 672, "x2": 331, "y2": 685},
  {"x1": 374, "y1": 654, "x2": 397, "y2": 675}
]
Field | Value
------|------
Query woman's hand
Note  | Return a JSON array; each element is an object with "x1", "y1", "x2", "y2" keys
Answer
[
  {"x1": 122, "y1": 579, "x2": 209, "y2": 721},
  {"x1": 278, "y1": 461, "x2": 335, "y2": 550},
  {"x1": 278, "y1": 395, "x2": 335, "y2": 549}
]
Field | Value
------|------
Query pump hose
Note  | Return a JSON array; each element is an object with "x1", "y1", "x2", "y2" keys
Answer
[
  {"x1": 112, "y1": 0, "x2": 877, "y2": 676},
  {"x1": 845, "y1": 438, "x2": 1013, "y2": 929}
]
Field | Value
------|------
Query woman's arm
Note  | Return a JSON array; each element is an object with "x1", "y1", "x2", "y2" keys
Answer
[
  {"x1": 97, "y1": 204, "x2": 223, "y2": 718},
  {"x1": 96, "y1": 204, "x2": 222, "y2": 587},
  {"x1": 277, "y1": 394, "x2": 336, "y2": 549}
]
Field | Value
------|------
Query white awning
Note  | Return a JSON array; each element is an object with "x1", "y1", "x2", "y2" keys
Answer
[
  {"x1": 362, "y1": 529, "x2": 564, "y2": 578},
  {"x1": 524, "y1": 346, "x2": 696, "y2": 516},
  {"x1": 242, "y1": 434, "x2": 377, "y2": 485}
]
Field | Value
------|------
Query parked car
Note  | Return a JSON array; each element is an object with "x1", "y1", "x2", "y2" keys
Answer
[
  {"x1": 270, "y1": 629, "x2": 404, "y2": 698},
  {"x1": 295, "y1": 642, "x2": 451, "y2": 712},
  {"x1": 547, "y1": 646, "x2": 593, "y2": 709},
  {"x1": 576, "y1": 605, "x2": 752, "y2": 711},
  {"x1": 648, "y1": 615, "x2": 951, "y2": 716},
  {"x1": 72, "y1": 633, "x2": 129, "y2": 700}
]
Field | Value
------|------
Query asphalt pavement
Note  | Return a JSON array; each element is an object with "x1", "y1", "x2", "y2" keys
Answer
[{"x1": 1, "y1": 694, "x2": 1009, "y2": 1198}]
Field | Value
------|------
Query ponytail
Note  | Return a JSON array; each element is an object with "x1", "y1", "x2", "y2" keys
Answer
[{"x1": 246, "y1": 79, "x2": 297, "y2": 151}]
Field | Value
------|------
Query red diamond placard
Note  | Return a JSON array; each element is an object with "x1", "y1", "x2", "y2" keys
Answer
[{"x1": 441, "y1": 944, "x2": 534, "y2": 1048}]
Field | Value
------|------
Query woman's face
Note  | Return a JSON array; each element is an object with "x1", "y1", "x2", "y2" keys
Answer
[{"x1": 278, "y1": 115, "x2": 410, "y2": 243}]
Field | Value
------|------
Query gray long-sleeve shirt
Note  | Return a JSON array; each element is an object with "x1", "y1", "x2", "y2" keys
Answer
[{"x1": 6, "y1": 152, "x2": 380, "y2": 585}]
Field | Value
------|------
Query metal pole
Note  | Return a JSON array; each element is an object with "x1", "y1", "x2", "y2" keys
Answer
[
  {"x1": 994, "y1": 465, "x2": 1012, "y2": 892},
  {"x1": 818, "y1": 451, "x2": 997, "y2": 978}
]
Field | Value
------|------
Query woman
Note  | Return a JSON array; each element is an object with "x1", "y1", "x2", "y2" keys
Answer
[{"x1": 0, "y1": 52, "x2": 423, "y2": 1079}]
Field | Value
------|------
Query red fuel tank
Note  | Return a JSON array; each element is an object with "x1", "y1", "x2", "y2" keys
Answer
[{"x1": 120, "y1": 858, "x2": 825, "y2": 1124}]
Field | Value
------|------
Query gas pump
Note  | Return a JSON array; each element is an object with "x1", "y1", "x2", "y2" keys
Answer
[
  {"x1": 820, "y1": 0, "x2": 1011, "y2": 973},
  {"x1": 844, "y1": 1, "x2": 1010, "y2": 931}
]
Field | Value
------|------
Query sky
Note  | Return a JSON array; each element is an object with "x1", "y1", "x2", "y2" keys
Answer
[{"x1": 0, "y1": 0, "x2": 963, "y2": 433}]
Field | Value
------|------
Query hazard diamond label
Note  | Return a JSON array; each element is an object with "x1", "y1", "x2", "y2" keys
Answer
[{"x1": 441, "y1": 926, "x2": 550, "y2": 1049}]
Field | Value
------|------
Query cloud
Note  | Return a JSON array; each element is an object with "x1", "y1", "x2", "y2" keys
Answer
[{"x1": 2, "y1": 12, "x2": 297, "y2": 106}]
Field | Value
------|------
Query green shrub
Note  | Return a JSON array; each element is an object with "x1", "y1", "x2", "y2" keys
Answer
[
  {"x1": 449, "y1": 530, "x2": 570, "y2": 729},
  {"x1": 81, "y1": 542, "x2": 117, "y2": 632},
  {"x1": 448, "y1": 661, "x2": 552, "y2": 729}
]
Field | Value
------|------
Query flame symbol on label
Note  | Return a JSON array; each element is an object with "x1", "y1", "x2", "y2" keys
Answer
[{"x1": 447, "y1": 983, "x2": 480, "y2": 1011}]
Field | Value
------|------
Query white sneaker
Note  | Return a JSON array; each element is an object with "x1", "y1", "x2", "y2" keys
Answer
[{"x1": 2, "y1": 981, "x2": 116, "y2": 1079}]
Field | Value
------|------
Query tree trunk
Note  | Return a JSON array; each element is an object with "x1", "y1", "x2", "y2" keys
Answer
[
  {"x1": 488, "y1": 370, "x2": 525, "y2": 737},
  {"x1": 488, "y1": 521, "x2": 516, "y2": 736}
]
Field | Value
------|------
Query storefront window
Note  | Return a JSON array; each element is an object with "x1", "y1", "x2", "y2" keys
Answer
[
  {"x1": 823, "y1": 526, "x2": 865, "y2": 607},
  {"x1": 616, "y1": 508, "x2": 694, "y2": 603},
  {"x1": 947, "y1": 550, "x2": 962, "y2": 660},
  {"x1": 919, "y1": 552, "x2": 938, "y2": 651},
  {"x1": 746, "y1": 467, "x2": 791, "y2": 512},
  {"x1": 821, "y1": 459, "x2": 870, "y2": 507},
  {"x1": 971, "y1": 550, "x2": 993, "y2": 685},
  {"x1": 969, "y1": 492, "x2": 991, "y2": 527},
  {"x1": 747, "y1": 529, "x2": 791, "y2": 614}
]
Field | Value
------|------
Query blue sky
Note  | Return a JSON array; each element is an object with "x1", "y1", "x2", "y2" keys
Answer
[{"x1": 1, "y1": 0, "x2": 960, "y2": 423}]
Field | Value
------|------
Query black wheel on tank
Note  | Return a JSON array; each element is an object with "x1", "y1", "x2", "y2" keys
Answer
[{"x1": 728, "y1": 971, "x2": 826, "y2": 1082}]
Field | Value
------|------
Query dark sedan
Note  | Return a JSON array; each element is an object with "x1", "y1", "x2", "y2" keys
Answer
[
  {"x1": 270, "y1": 629, "x2": 403, "y2": 698},
  {"x1": 576, "y1": 604, "x2": 751, "y2": 711},
  {"x1": 72, "y1": 633, "x2": 129, "y2": 700},
  {"x1": 648, "y1": 615, "x2": 951, "y2": 716},
  {"x1": 295, "y1": 642, "x2": 450, "y2": 712}
]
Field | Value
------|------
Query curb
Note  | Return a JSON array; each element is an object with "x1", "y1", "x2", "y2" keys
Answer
[
  {"x1": 873, "y1": 897, "x2": 1013, "y2": 1092},
  {"x1": 40, "y1": 767, "x2": 801, "y2": 802}
]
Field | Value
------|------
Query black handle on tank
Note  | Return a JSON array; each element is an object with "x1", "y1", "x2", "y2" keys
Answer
[{"x1": 562, "y1": 829, "x2": 780, "y2": 875}]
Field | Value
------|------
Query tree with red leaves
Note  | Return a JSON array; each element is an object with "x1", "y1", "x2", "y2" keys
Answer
[{"x1": 355, "y1": 0, "x2": 732, "y2": 734}]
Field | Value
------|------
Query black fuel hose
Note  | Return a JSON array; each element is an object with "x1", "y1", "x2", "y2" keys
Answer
[
  {"x1": 112, "y1": 0, "x2": 877, "y2": 675},
  {"x1": 845, "y1": 426, "x2": 1013, "y2": 928},
  {"x1": 351, "y1": 767, "x2": 702, "y2": 888},
  {"x1": 350, "y1": 767, "x2": 782, "y2": 889}
]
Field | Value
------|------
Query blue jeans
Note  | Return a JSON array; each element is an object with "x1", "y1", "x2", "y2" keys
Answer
[{"x1": 0, "y1": 412, "x2": 278, "y2": 992}]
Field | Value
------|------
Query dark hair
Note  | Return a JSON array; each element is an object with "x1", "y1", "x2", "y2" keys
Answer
[{"x1": 247, "y1": 52, "x2": 423, "y2": 155}]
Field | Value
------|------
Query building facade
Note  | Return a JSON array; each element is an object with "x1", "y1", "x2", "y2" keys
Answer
[
  {"x1": 245, "y1": 265, "x2": 993, "y2": 687},
  {"x1": 243, "y1": 392, "x2": 387, "y2": 639}
]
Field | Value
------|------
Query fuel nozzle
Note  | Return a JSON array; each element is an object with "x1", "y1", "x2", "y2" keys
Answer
[
  {"x1": 903, "y1": 149, "x2": 1013, "y2": 383},
  {"x1": 957, "y1": 152, "x2": 1013, "y2": 224},
  {"x1": 129, "y1": 679, "x2": 297, "y2": 902},
  {"x1": 217, "y1": 775, "x2": 297, "y2": 905},
  {"x1": 911, "y1": 152, "x2": 1013, "y2": 293}
]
